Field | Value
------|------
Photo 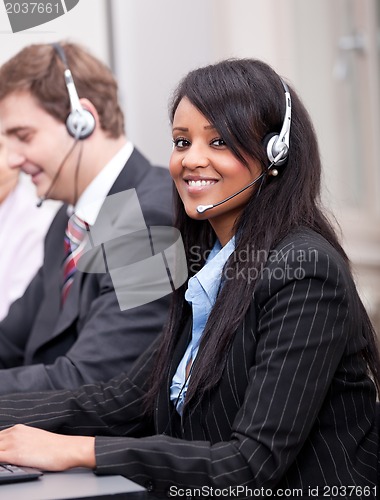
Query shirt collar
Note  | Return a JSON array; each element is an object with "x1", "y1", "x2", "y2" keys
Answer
[
  {"x1": 67, "y1": 140, "x2": 134, "y2": 225},
  {"x1": 185, "y1": 236, "x2": 235, "y2": 307}
]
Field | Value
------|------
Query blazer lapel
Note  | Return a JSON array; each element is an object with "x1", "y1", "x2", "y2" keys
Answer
[
  {"x1": 25, "y1": 208, "x2": 69, "y2": 355},
  {"x1": 109, "y1": 148, "x2": 151, "y2": 196}
]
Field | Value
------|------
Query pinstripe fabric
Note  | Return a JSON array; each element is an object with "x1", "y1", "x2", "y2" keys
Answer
[{"x1": 0, "y1": 229, "x2": 377, "y2": 498}]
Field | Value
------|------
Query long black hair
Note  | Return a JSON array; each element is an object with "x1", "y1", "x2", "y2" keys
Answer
[{"x1": 144, "y1": 58, "x2": 380, "y2": 412}]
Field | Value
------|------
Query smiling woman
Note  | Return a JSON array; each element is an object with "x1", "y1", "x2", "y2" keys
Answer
[
  {"x1": 0, "y1": 58, "x2": 378, "y2": 499},
  {"x1": 170, "y1": 97, "x2": 263, "y2": 245}
]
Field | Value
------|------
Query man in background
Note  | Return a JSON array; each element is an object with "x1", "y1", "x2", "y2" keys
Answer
[
  {"x1": 0, "y1": 134, "x2": 55, "y2": 320},
  {"x1": 0, "y1": 41, "x2": 173, "y2": 394}
]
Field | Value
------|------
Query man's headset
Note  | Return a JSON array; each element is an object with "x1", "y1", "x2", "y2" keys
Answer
[
  {"x1": 36, "y1": 43, "x2": 96, "y2": 207},
  {"x1": 52, "y1": 42, "x2": 96, "y2": 140}
]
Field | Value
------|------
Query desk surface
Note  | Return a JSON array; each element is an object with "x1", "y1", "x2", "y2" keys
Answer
[{"x1": 0, "y1": 468, "x2": 146, "y2": 499}]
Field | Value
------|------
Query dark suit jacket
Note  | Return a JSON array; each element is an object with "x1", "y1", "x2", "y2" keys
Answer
[
  {"x1": 0, "y1": 229, "x2": 377, "y2": 498},
  {"x1": 0, "y1": 148, "x2": 173, "y2": 395}
]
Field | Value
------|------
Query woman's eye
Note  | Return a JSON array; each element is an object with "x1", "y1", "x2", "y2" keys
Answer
[
  {"x1": 211, "y1": 138, "x2": 226, "y2": 147},
  {"x1": 172, "y1": 137, "x2": 190, "y2": 149}
]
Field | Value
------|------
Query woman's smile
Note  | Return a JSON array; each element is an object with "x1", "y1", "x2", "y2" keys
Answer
[{"x1": 183, "y1": 176, "x2": 219, "y2": 194}]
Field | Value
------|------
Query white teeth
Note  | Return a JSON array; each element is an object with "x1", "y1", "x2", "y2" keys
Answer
[{"x1": 187, "y1": 180, "x2": 216, "y2": 186}]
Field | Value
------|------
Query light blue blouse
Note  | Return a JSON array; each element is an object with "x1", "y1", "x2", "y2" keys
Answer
[{"x1": 170, "y1": 237, "x2": 235, "y2": 415}]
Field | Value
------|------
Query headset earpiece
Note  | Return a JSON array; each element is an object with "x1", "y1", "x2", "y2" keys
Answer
[
  {"x1": 265, "y1": 132, "x2": 289, "y2": 166},
  {"x1": 66, "y1": 108, "x2": 95, "y2": 140},
  {"x1": 263, "y1": 131, "x2": 287, "y2": 167},
  {"x1": 52, "y1": 42, "x2": 95, "y2": 140},
  {"x1": 263, "y1": 79, "x2": 292, "y2": 170}
]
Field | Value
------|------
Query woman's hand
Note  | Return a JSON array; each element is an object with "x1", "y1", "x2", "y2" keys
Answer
[{"x1": 0, "y1": 424, "x2": 96, "y2": 471}]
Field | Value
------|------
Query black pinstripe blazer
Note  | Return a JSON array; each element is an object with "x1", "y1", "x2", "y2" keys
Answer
[{"x1": 0, "y1": 228, "x2": 377, "y2": 499}]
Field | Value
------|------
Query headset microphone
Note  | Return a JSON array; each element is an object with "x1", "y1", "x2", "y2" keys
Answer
[
  {"x1": 36, "y1": 197, "x2": 44, "y2": 208},
  {"x1": 196, "y1": 77, "x2": 292, "y2": 215},
  {"x1": 196, "y1": 152, "x2": 281, "y2": 214},
  {"x1": 196, "y1": 171, "x2": 266, "y2": 214}
]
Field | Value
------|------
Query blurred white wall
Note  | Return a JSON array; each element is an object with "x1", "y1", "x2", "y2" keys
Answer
[
  {"x1": 0, "y1": 0, "x2": 109, "y2": 64},
  {"x1": 109, "y1": 0, "x2": 301, "y2": 167},
  {"x1": 109, "y1": 0, "x2": 216, "y2": 167}
]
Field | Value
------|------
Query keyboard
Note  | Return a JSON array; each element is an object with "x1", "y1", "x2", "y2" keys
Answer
[{"x1": 0, "y1": 463, "x2": 43, "y2": 484}]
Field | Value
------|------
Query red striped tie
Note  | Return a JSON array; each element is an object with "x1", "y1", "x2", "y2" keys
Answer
[{"x1": 61, "y1": 214, "x2": 88, "y2": 304}]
